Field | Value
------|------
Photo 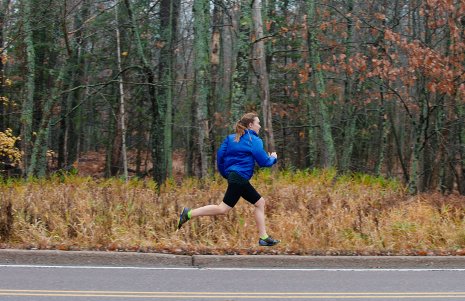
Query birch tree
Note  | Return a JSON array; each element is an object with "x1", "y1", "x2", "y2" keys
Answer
[
  {"x1": 208, "y1": 0, "x2": 222, "y2": 168},
  {"x1": 115, "y1": 0, "x2": 128, "y2": 180}
]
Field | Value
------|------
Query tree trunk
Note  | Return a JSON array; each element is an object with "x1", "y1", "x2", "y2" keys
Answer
[
  {"x1": 20, "y1": 0, "x2": 36, "y2": 176},
  {"x1": 373, "y1": 88, "x2": 387, "y2": 176},
  {"x1": 0, "y1": 0, "x2": 8, "y2": 129},
  {"x1": 338, "y1": 0, "x2": 356, "y2": 172},
  {"x1": 408, "y1": 92, "x2": 428, "y2": 194},
  {"x1": 105, "y1": 92, "x2": 118, "y2": 177},
  {"x1": 220, "y1": 1, "x2": 235, "y2": 128},
  {"x1": 115, "y1": 1, "x2": 128, "y2": 180},
  {"x1": 157, "y1": 0, "x2": 179, "y2": 182},
  {"x1": 208, "y1": 0, "x2": 222, "y2": 171},
  {"x1": 252, "y1": 0, "x2": 275, "y2": 152},
  {"x1": 409, "y1": 7, "x2": 434, "y2": 194},
  {"x1": 456, "y1": 14, "x2": 465, "y2": 195},
  {"x1": 306, "y1": 0, "x2": 336, "y2": 168},
  {"x1": 372, "y1": 0, "x2": 392, "y2": 178},
  {"x1": 299, "y1": 1, "x2": 317, "y2": 168},
  {"x1": 110, "y1": 104, "x2": 122, "y2": 176},
  {"x1": 193, "y1": 0, "x2": 211, "y2": 178},
  {"x1": 339, "y1": 109, "x2": 357, "y2": 172},
  {"x1": 230, "y1": 0, "x2": 251, "y2": 123},
  {"x1": 389, "y1": 108, "x2": 410, "y2": 183},
  {"x1": 29, "y1": 65, "x2": 67, "y2": 177},
  {"x1": 457, "y1": 101, "x2": 465, "y2": 195}
]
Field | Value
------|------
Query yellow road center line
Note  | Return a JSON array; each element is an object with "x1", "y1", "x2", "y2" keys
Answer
[
  {"x1": 1, "y1": 290, "x2": 465, "y2": 298},
  {"x1": 2, "y1": 289, "x2": 465, "y2": 295}
]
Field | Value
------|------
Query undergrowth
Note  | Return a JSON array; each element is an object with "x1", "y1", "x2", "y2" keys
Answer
[{"x1": 0, "y1": 170, "x2": 464, "y2": 255}]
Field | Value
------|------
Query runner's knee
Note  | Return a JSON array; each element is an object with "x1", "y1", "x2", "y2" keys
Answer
[
  {"x1": 254, "y1": 197, "x2": 265, "y2": 208},
  {"x1": 218, "y1": 203, "x2": 232, "y2": 215}
]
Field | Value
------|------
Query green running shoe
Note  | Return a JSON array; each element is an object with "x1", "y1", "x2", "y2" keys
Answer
[
  {"x1": 177, "y1": 207, "x2": 191, "y2": 229},
  {"x1": 259, "y1": 236, "x2": 280, "y2": 246}
]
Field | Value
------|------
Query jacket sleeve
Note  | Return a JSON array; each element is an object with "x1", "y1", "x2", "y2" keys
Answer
[
  {"x1": 217, "y1": 136, "x2": 229, "y2": 178},
  {"x1": 252, "y1": 138, "x2": 277, "y2": 167}
]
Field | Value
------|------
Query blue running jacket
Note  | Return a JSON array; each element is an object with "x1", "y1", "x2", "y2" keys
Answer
[{"x1": 217, "y1": 129, "x2": 277, "y2": 180}]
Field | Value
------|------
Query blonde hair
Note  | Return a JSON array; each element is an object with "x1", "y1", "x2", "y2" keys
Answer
[{"x1": 234, "y1": 112, "x2": 258, "y2": 142}]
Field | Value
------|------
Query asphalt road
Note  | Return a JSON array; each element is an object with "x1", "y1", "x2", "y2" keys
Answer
[{"x1": 1, "y1": 265, "x2": 465, "y2": 300}]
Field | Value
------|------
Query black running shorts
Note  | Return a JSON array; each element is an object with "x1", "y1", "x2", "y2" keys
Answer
[{"x1": 222, "y1": 172, "x2": 262, "y2": 208}]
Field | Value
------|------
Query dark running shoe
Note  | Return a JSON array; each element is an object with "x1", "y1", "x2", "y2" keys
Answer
[
  {"x1": 259, "y1": 236, "x2": 280, "y2": 246},
  {"x1": 177, "y1": 207, "x2": 191, "y2": 229}
]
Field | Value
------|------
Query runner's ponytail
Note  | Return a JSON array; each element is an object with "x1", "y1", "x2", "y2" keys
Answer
[{"x1": 234, "y1": 112, "x2": 258, "y2": 142}]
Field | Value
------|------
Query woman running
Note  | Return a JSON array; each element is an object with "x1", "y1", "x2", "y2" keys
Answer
[{"x1": 177, "y1": 112, "x2": 279, "y2": 246}]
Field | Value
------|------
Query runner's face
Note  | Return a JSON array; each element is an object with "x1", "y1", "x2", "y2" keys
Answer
[{"x1": 249, "y1": 117, "x2": 261, "y2": 133}]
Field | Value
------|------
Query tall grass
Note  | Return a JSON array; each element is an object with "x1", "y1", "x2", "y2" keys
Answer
[{"x1": 1, "y1": 170, "x2": 464, "y2": 255}]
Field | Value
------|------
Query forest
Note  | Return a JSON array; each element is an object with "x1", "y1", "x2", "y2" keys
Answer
[{"x1": 1, "y1": 0, "x2": 465, "y2": 194}]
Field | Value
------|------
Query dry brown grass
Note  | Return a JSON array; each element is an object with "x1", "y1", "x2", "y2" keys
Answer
[{"x1": 1, "y1": 170, "x2": 465, "y2": 255}]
